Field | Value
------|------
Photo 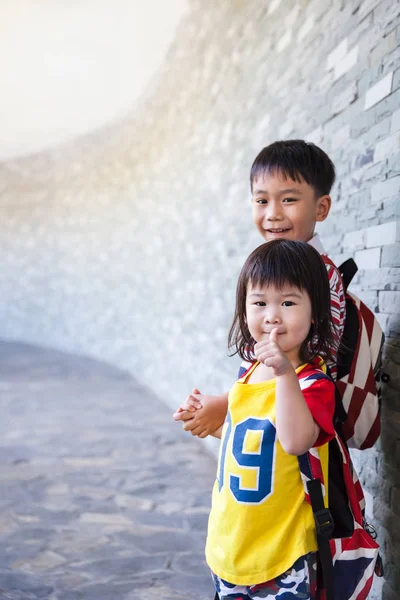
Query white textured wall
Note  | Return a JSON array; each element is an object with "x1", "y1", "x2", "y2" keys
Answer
[{"x1": 0, "y1": 0, "x2": 187, "y2": 160}]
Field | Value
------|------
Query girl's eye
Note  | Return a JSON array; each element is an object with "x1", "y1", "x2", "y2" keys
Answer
[
  {"x1": 282, "y1": 197, "x2": 297, "y2": 203},
  {"x1": 255, "y1": 301, "x2": 266, "y2": 306},
  {"x1": 282, "y1": 301, "x2": 295, "y2": 307}
]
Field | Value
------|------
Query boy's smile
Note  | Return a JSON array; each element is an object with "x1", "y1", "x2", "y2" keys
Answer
[{"x1": 251, "y1": 171, "x2": 331, "y2": 243}]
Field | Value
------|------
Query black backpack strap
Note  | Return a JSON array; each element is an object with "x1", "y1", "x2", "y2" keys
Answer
[
  {"x1": 307, "y1": 479, "x2": 335, "y2": 600},
  {"x1": 214, "y1": 593, "x2": 219, "y2": 600},
  {"x1": 338, "y1": 258, "x2": 358, "y2": 291},
  {"x1": 325, "y1": 365, "x2": 347, "y2": 443}
]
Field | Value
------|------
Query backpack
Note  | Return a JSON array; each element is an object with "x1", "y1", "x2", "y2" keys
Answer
[
  {"x1": 328, "y1": 257, "x2": 388, "y2": 450},
  {"x1": 297, "y1": 366, "x2": 383, "y2": 600}
]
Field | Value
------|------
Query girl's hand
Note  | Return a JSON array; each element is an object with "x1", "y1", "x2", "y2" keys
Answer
[
  {"x1": 181, "y1": 393, "x2": 228, "y2": 438},
  {"x1": 173, "y1": 391, "x2": 229, "y2": 439},
  {"x1": 173, "y1": 388, "x2": 202, "y2": 421},
  {"x1": 254, "y1": 328, "x2": 292, "y2": 376}
]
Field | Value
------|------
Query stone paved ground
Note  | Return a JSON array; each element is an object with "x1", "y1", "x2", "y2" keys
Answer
[{"x1": 0, "y1": 342, "x2": 216, "y2": 600}]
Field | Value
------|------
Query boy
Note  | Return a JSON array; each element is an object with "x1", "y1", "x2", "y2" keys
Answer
[{"x1": 173, "y1": 139, "x2": 345, "y2": 437}]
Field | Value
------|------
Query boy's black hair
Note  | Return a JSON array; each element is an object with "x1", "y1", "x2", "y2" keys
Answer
[
  {"x1": 228, "y1": 239, "x2": 336, "y2": 364},
  {"x1": 250, "y1": 139, "x2": 336, "y2": 197}
]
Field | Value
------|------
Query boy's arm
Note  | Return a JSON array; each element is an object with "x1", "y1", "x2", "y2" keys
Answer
[
  {"x1": 324, "y1": 261, "x2": 346, "y2": 379},
  {"x1": 173, "y1": 392, "x2": 229, "y2": 438}
]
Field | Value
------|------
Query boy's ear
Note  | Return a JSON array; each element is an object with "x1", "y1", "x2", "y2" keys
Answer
[{"x1": 316, "y1": 195, "x2": 331, "y2": 222}]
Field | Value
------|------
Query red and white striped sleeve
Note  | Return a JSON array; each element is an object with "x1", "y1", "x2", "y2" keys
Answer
[{"x1": 322, "y1": 256, "x2": 346, "y2": 380}]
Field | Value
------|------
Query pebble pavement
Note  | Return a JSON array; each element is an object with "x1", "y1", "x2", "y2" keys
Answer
[{"x1": 0, "y1": 341, "x2": 217, "y2": 600}]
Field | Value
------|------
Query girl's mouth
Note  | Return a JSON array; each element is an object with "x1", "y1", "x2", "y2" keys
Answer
[{"x1": 262, "y1": 329, "x2": 285, "y2": 337}]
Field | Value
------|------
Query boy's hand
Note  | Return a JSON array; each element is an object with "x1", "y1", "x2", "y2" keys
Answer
[
  {"x1": 174, "y1": 392, "x2": 228, "y2": 438},
  {"x1": 254, "y1": 328, "x2": 292, "y2": 376}
]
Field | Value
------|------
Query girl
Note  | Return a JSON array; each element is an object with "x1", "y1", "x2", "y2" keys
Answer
[{"x1": 183, "y1": 239, "x2": 337, "y2": 599}]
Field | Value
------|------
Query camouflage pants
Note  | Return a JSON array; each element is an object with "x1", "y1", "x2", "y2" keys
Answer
[{"x1": 212, "y1": 552, "x2": 317, "y2": 599}]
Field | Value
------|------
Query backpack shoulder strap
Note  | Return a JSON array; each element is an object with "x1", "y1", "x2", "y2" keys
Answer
[
  {"x1": 338, "y1": 257, "x2": 358, "y2": 291},
  {"x1": 298, "y1": 447, "x2": 335, "y2": 600},
  {"x1": 297, "y1": 366, "x2": 335, "y2": 599},
  {"x1": 307, "y1": 478, "x2": 335, "y2": 600}
]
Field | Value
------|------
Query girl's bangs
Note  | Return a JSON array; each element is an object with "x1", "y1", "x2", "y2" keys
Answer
[{"x1": 246, "y1": 253, "x2": 307, "y2": 293}]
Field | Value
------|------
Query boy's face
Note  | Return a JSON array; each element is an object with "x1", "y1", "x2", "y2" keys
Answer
[{"x1": 251, "y1": 171, "x2": 331, "y2": 243}]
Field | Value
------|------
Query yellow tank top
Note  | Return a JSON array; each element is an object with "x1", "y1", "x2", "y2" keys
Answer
[{"x1": 206, "y1": 363, "x2": 329, "y2": 585}]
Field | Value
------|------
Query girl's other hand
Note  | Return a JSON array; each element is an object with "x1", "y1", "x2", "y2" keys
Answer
[{"x1": 173, "y1": 388, "x2": 202, "y2": 421}]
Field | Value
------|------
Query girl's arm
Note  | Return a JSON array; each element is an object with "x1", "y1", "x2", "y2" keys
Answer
[
  {"x1": 210, "y1": 424, "x2": 223, "y2": 439},
  {"x1": 274, "y1": 369, "x2": 320, "y2": 455},
  {"x1": 255, "y1": 329, "x2": 320, "y2": 456}
]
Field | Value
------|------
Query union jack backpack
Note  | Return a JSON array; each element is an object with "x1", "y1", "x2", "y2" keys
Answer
[
  {"x1": 298, "y1": 366, "x2": 383, "y2": 600},
  {"x1": 326, "y1": 257, "x2": 387, "y2": 450}
]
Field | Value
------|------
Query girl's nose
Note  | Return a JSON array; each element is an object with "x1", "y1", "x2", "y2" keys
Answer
[{"x1": 264, "y1": 311, "x2": 280, "y2": 324}]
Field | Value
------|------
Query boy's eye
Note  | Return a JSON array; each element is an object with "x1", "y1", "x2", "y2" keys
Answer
[
  {"x1": 282, "y1": 301, "x2": 295, "y2": 307},
  {"x1": 282, "y1": 197, "x2": 297, "y2": 203},
  {"x1": 255, "y1": 198, "x2": 267, "y2": 204}
]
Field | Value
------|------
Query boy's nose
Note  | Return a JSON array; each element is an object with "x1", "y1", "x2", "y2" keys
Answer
[{"x1": 264, "y1": 202, "x2": 283, "y2": 221}]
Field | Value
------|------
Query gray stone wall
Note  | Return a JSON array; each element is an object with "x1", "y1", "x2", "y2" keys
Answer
[{"x1": 0, "y1": 0, "x2": 399, "y2": 597}]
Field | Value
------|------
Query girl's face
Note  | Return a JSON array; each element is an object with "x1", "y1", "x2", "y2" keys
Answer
[{"x1": 246, "y1": 282, "x2": 312, "y2": 365}]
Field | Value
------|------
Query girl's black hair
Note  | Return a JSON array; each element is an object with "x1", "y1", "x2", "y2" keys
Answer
[
  {"x1": 250, "y1": 139, "x2": 336, "y2": 197},
  {"x1": 228, "y1": 239, "x2": 337, "y2": 364}
]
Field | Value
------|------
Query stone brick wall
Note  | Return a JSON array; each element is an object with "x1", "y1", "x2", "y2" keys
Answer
[{"x1": 0, "y1": 0, "x2": 399, "y2": 597}]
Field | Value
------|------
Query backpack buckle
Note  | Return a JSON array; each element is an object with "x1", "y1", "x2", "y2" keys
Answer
[{"x1": 314, "y1": 508, "x2": 334, "y2": 538}]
